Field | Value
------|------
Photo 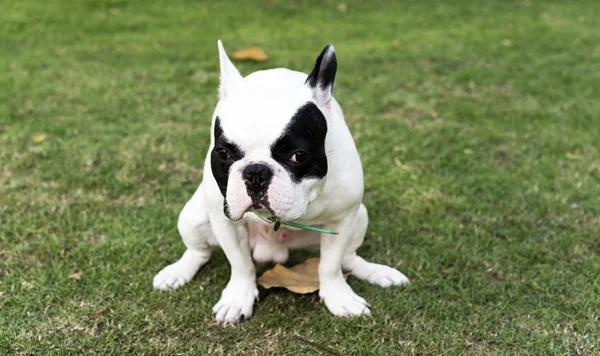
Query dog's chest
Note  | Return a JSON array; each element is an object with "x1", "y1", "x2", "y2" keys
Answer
[
  {"x1": 247, "y1": 221, "x2": 321, "y2": 263},
  {"x1": 248, "y1": 222, "x2": 292, "y2": 244}
]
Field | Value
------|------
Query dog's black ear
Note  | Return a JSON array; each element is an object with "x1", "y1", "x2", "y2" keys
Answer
[{"x1": 305, "y1": 44, "x2": 337, "y2": 106}]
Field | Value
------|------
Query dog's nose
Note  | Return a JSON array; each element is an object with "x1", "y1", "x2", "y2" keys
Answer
[{"x1": 242, "y1": 164, "x2": 273, "y2": 191}]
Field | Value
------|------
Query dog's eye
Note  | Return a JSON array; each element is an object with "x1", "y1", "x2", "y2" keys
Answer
[
  {"x1": 289, "y1": 151, "x2": 309, "y2": 163},
  {"x1": 216, "y1": 148, "x2": 230, "y2": 161}
]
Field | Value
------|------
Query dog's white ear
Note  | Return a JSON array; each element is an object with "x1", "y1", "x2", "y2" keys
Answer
[
  {"x1": 218, "y1": 40, "x2": 246, "y2": 99},
  {"x1": 305, "y1": 44, "x2": 337, "y2": 106}
]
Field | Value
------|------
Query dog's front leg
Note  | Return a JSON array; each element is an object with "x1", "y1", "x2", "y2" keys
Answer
[
  {"x1": 209, "y1": 212, "x2": 258, "y2": 323},
  {"x1": 319, "y1": 206, "x2": 371, "y2": 317}
]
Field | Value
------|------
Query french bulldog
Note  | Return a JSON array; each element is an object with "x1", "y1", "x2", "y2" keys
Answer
[{"x1": 153, "y1": 40, "x2": 409, "y2": 323}]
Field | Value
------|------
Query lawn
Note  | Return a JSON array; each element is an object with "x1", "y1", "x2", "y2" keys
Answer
[{"x1": 1, "y1": 0, "x2": 599, "y2": 354}]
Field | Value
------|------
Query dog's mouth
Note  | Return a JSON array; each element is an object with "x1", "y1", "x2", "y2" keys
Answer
[
  {"x1": 229, "y1": 194, "x2": 303, "y2": 223},
  {"x1": 248, "y1": 192, "x2": 269, "y2": 209},
  {"x1": 247, "y1": 197, "x2": 276, "y2": 216}
]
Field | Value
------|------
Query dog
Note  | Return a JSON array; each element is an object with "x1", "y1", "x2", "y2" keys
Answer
[{"x1": 153, "y1": 40, "x2": 409, "y2": 323}]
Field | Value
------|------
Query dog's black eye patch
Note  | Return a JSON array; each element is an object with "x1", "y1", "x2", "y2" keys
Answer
[
  {"x1": 271, "y1": 103, "x2": 328, "y2": 182},
  {"x1": 211, "y1": 117, "x2": 244, "y2": 202}
]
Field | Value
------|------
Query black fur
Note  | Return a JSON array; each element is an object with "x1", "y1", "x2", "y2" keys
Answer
[
  {"x1": 305, "y1": 44, "x2": 337, "y2": 93},
  {"x1": 270, "y1": 103, "x2": 328, "y2": 183},
  {"x1": 210, "y1": 117, "x2": 245, "y2": 217}
]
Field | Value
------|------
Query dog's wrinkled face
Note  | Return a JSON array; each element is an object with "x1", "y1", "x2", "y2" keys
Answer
[
  {"x1": 210, "y1": 42, "x2": 337, "y2": 222},
  {"x1": 211, "y1": 98, "x2": 328, "y2": 221}
]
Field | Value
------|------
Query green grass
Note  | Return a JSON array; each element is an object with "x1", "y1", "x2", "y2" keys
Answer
[{"x1": 1, "y1": 0, "x2": 600, "y2": 354}]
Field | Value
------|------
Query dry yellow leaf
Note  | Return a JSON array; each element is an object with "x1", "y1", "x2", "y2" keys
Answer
[
  {"x1": 393, "y1": 158, "x2": 410, "y2": 171},
  {"x1": 232, "y1": 47, "x2": 268, "y2": 62},
  {"x1": 32, "y1": 134, "x2": 46, "y2": 144},
  {"x1": 257, "y1": 257, "x2": 320, "y2": 294},
  {"x1": 68, "y1": 272, "x2": 82, "y2": 280}
]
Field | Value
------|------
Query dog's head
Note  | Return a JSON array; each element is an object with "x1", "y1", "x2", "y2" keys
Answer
[{"x1": 210, "y1": 41, "x2": 337, "y2": 222}]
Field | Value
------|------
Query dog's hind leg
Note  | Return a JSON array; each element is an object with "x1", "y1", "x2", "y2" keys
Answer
[
  {"x1": 153, "y1": 183, "x2": 214, "y2": 290},
  {"x1": 342, "y1": 204, "x2": 410, "y2": 287}
]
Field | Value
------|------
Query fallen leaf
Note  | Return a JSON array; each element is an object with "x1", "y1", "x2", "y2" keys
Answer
[
  {"x1": 257, "y1": 257, "x2": 320, "y2": 294},
  {"x1": 69, "y1": 272, "x2": 82, "y2": 280},
  {"x1": 393, "y1": 158, "x2": 410, "y2": 171},
  {"x1": 232, "y1": 47, "x2": 268, "y2": 62},
  {"x1": 32, "y1": 134, "x2": 46, "y2": 144},
  {"x1": 464, "y1": 149, "x2": 473, "y2": 154}
]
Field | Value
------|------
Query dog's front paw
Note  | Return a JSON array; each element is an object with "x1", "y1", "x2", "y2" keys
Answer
[
  {"x1": 212, "y1": 278, "x2": 259, "y2": 323},
  {"x1": 319, "y1": 278, "x2": 371, "y2": 318},
  {"x1": 361, "y1": 264, "x2": 410, "y2": 288}
]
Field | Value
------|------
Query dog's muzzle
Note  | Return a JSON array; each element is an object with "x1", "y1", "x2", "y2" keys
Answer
[{"x1": 242, "y1": 164, "x2": 273, "y2": 207}]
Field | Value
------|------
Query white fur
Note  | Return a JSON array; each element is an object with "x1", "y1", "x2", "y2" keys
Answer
[{"x1": 153, "y1": 41, "x2": 409, "y2": 322}]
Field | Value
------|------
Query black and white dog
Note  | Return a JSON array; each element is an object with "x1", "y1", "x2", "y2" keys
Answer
[{"x1": 153, "y1": 41, "x2": 409, "y2": 323}]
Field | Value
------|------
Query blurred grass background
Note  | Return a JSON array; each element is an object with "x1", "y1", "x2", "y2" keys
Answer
[{"x1": 1, "y1": 0, "x2": 599, "y2": 354}]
